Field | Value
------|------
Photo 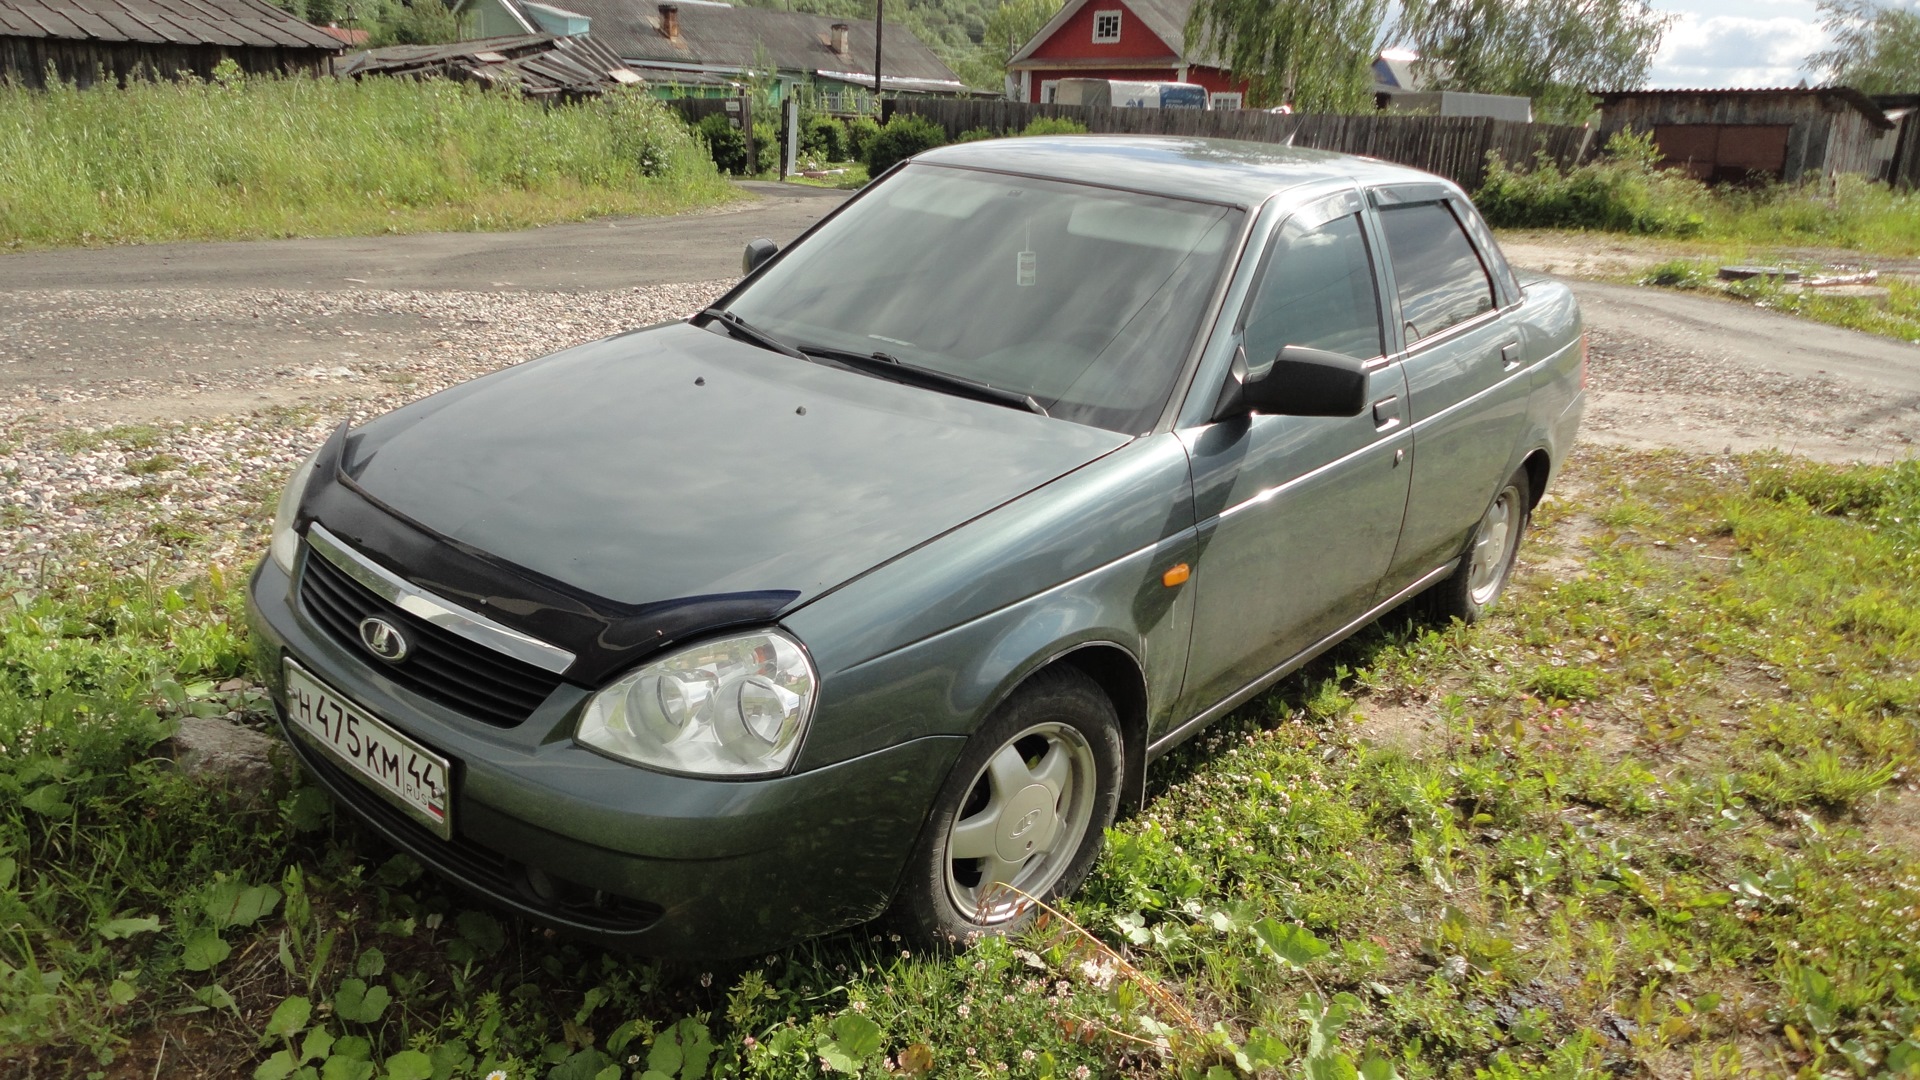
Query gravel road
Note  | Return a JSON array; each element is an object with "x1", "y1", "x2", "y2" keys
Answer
[{"x1": 2, "y1": 184, "x2": 1916, "y2": 581}]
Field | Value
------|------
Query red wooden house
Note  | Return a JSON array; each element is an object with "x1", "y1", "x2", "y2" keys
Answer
[{"x1": 1005, "y1": 0, "x2": 1250, "y2": 109}]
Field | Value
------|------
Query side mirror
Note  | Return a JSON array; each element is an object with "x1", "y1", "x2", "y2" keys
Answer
[
  {"x1": 1237, "y1": 345, "x2": 1370, "y2": 418},
  {"x1": 743, "y1": 237, "x2": 778, "y2": 275}
]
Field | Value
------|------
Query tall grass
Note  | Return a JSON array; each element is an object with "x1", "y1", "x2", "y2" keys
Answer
[
  {"x1": 1478, "y1": 129, "x2": 1920, "y2": 254},
  {"x1": 0, "y1": 69, "x2": 736, "y2": 248}
]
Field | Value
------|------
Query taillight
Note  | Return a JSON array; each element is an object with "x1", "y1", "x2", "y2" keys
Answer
[{"x1": 1579, "y1": 329, "x2": 1590, "y2": 390}]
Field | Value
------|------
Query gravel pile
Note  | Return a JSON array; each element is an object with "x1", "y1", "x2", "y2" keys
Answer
[{"x1": 0, "y1": 281, "x2": 728, "y2": 581}]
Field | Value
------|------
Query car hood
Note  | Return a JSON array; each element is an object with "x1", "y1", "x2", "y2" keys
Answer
[{"x1": 345, "y1": 320, "x2": 1131, "y2": 610}]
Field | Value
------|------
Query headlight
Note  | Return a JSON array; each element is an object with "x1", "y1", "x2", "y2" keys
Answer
[
  {"x1": 268, "y1": 449, "x2": 321, "y2": 575},
  {"x1": 577, "y1": 630, "x2": 817, "y2": 777}
]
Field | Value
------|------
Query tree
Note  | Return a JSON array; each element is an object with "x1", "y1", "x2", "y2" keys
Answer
[
  {"x1": 1184, "y1": 0, "x2": 1387, "y2": 112},
  {"x1": 1810, "y1": 0, "x2": 1920, "y2": 93},
  {"x1": 368, "y1": 0, "x2": 466, "y2": 47},
  {"x1": 1394, "y1": 0, "x2": 1671, "y2": 123},
  {"x1": 983, "y1": 0, "x2": 1058, "y2": 59}
]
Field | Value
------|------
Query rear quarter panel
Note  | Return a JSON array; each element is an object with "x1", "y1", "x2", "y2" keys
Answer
[{"x1": 1511, "y1": 274, "x2": 1585, "y2": 494}]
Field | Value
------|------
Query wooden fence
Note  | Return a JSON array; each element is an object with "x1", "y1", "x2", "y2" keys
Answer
[{"x1": 884, "y1": 98, "x2": 1596, "y2": 192}]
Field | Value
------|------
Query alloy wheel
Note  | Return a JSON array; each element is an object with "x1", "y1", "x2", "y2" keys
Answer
[
  {"x1": 1467, "y1": 482, "x2": 1522, "y2": 606},
  {"x1": 943, "y1": 721, "x2": 1097, "y2": 924}
]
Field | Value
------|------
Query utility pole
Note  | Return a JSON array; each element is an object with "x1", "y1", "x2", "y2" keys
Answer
[{"x1": 873, "y1": 0, "x2": 883, "y2": 100}]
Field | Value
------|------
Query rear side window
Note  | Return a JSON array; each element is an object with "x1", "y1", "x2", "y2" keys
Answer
[
  {"x1": 1240, "y1": 213, "x2": 1384, "y2": 366},
  {"x1": 1378, "y1": 202, "x2": 1495, "y2": 342}
]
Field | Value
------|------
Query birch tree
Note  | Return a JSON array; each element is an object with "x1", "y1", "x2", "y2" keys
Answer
[
  {"x1": 1394, "y1": 0, "x2": 1671, "y2": 122},
  {"x1": 1183, "y1": 0, "x2": 1388, "y2": 112},
  {"x1": 1810, "y1": 0, "x2": 1920, "y2": 93}
]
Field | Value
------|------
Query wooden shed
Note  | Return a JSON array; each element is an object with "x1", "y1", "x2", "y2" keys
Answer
[
  {"x1": 1593, "y1": 88, "x2": 1897, "y2": 184},
  {"x1": 0, "y1": 0, "x2": 345, "y2": 88},
  {"x1": 1873, "y1": 93, "x2": 1920, "y2": 189}
]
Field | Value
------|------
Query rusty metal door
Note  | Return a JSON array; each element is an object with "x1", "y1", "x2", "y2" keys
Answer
[{"x1": 1652, "y1": 124, "x2": 1791, "y2": 183}]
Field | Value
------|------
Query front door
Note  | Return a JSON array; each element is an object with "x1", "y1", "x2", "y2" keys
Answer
[{"x1": 1176, "y1": 196, "x2": 1413, "y2": 719}]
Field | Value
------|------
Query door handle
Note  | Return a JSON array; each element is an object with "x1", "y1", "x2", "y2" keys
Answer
[
  {"x1": 1372, "y1": 394, "x2": 1402, "y2": 432},
  {"x1": 1499, "y1": 341, "x2": 1522, "y2": 371}
]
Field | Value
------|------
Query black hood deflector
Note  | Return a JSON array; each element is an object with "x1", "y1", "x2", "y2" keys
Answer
[{"x1": 296, "y1": 423, "x2": 798, "y2": 686}]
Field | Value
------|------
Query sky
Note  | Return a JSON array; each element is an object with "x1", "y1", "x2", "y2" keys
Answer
[
  {"x1": 1647, "y1": 0, "x2": 1920, "y2": 88},
  {"x1": 1647, "y1": 0, "x2": 1831, "y2": 88}
]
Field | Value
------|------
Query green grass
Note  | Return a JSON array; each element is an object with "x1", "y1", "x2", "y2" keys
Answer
[
  {"x1": 0, "y1": 70, "x2": 737, "y2": 250},
  {"x1": 1635, "y1": 258, "x2": 1920, "y2": 344},
  {"x1": 1478, "y1": 132, "x2": 1920, "y2": 256},
  {"x1": 788, "y1": 163, "x2": 871, "y2": 191},
  {"x1": 2, "y1": 447, "x2": 1918, "y2": 1077}
]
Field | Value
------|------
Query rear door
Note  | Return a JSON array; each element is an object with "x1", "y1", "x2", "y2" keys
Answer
[
  {"x1": 1176, "y1": 191, "x2": 1412, "y2": 718},
  {"x1": 1369, "y1": 186, "x2": 1530, "y2": 590}
]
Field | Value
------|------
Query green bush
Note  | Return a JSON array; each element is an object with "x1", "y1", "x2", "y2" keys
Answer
[
  {"x1": 753, "y1": 119, "x2": 779, "y2": 175},
  {"x1": 955, "y1": 126, "x2": 998, "y2": 143},
  {"x1": 1019, "y1": 116, "x2": 1089, "y2": 136},
  {"x1": 695, "y1": 111, "x2": 750, "y2": 175},
  {"x1": 862, "y1": 113, "x2": 947, "y2": 176},
  {"x1": 845, "y1": 114, "x2": 882, "y2": 161},
  {"x1": 1474, "y1": 129, "x2": 1709, "y2": 236},
  {"x1": 803, "y1": 114, "x2": 849, "y2": 161}
]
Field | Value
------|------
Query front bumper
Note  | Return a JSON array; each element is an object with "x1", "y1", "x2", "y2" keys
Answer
[{"x1": 247, "y1": 553, "x2": 962, "y2": 958}]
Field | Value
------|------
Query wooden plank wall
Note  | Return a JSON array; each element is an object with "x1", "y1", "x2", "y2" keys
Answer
[
  {"x1": 1891, "y1": 115, "x2": 1920, "y2": 189},
  {"x1": 883, "y1": 98, "x2": 1596, "y2": 191},
  {"x1": 0, "y1": 36, "x2": 332, "y2": 88}
]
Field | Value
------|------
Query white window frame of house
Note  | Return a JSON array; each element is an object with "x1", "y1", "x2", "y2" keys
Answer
[
  {"x1": 1040, "y1": 79, "x2": 1060, "y2": 103},
  {"x1": 1092, "y1": 10, "x2": 1121, "y2": 43},
  {"x1": 1210, "y1": 92, "x2": 1243, "y2": 110}
]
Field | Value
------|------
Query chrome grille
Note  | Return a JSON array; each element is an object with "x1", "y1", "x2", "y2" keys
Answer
[{"x1": 298, "y1": 544, "x2": 565, "y2": 727}]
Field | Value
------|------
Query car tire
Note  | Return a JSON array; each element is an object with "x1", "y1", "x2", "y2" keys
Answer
[
  {"x1": 892, "y1": 665, "x2": 1122, "y2": 946},
  {"x1": 1424, "y1": 467, "x2": 1532, "y2": 624}
]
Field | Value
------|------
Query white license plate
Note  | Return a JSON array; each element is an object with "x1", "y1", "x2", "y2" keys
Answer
[{"x1": 283, "y1": 659, "x2": 453, "y2": 839}]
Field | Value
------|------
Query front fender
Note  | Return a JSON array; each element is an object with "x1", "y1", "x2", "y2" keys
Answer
[
  {"x1": 790, "y1": 526, "x2": 1196, "y2": 773},
  {"x1": 785, "y1": 434, "x2": 1198, "y2": 771}
]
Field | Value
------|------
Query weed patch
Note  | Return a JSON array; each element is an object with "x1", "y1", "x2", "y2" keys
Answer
[{"x1": 0, "y1": 75, "x2": 734, "y2": 250}]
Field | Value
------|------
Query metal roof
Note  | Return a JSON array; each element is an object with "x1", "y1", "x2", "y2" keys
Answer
[
  {"x1": 338, "y1": 32, "x2": 642, "y2": 97},
  {"x1": 1593, "y1": 86, "x2": 1895, "y2": 130},
  {"x1": 814, "y1": 69, "x2": 996, "y2": 96},
  {"x1": 479, "y1": 0, "x2": 962, "y2": 85},
  {"x1": 0, "y1": 0, "x2": 344, "y2": 50},
  {"x1": 915, "y1": 135, "x2": 1444, "y2": 209}
]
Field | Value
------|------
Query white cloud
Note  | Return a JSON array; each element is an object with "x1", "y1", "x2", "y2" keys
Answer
[{"x1": 1648, "y1": 11, "x2": 1830, "y2": 88}]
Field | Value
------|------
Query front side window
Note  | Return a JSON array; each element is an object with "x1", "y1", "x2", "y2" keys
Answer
[
  {"x1": 1239, "y1": 212, "x2": 1384, "y2": 367},
  {"x1": 1377, "y1": 201, "x2": 1495, "y2": 342},
  {"x1": 725, "y1": 164, "x2": 1243, "y2": 434},
  {"x1": 1092, "y1": 10, "x2": 1121, "y2": 42}
]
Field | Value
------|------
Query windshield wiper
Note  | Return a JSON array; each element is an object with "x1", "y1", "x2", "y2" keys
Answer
[
  {"x1": 696, "y1": 307, "x2": 810, "y2": 363},
  {"x1": 800, "y1": 345, "x2": 1048, "y2": 416}
]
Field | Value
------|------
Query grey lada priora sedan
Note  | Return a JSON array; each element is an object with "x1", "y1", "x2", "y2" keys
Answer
[{"x1": 246, "y1": 136, "x2": 1585, "y2": 958}]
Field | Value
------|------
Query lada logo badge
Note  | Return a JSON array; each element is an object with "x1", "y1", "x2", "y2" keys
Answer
[
  {"x1": 357, "y1": 617, "x2": 410, "y2": 663},
  {"x1": 1010, "y1": 808, "x2": 1044, "y2": 839}
]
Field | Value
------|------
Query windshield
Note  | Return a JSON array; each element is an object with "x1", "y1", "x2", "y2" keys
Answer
[{"x1": 723, "y1": 163, "x2": 1243, "y2": 434}]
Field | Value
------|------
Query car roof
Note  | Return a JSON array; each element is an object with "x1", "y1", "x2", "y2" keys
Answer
[{"x1": 912, "y1": 135, "x2": 1450, "y2": 209}]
